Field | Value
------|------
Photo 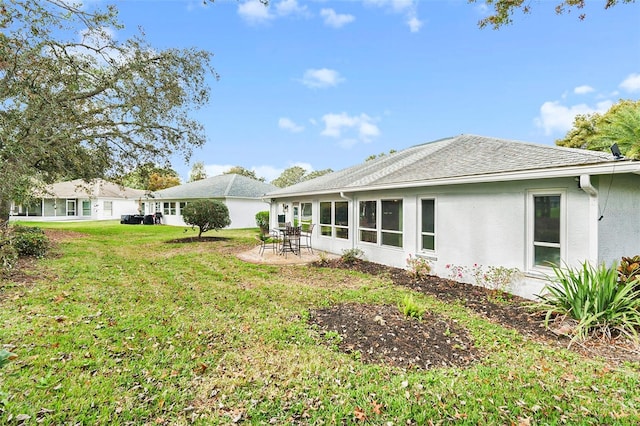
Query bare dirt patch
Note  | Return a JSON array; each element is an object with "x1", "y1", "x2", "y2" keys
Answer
[{"x1": 309, "y1": 259, "x2": 640, "y2": 370}]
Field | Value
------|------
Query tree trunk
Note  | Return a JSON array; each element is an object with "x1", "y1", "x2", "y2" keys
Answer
[{"x1": 0, "y1": 198, "x2": 10, "y2": 229}]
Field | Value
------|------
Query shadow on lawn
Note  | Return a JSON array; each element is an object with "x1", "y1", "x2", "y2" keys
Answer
[{"x1": 165, "y1": 236, "x2": 231, "y2": 244}]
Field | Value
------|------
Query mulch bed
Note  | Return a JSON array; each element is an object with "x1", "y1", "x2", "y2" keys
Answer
[{"x1": 309, "y1": 259, "x2": 640, "y2": 370}]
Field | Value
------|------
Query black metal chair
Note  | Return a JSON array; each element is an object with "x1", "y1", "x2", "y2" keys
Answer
[
  {"x1": 299, "y1": 223, "x2": 315, "y2": 254},
  {"x1": 281, "y1": 225, "x2": 301, "y2": 257},
  {"x1": 258, "y1": 229, "x2": 280, "y2": 255}
]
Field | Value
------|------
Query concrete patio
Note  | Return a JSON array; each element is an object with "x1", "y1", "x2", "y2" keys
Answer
[{"x1": 237, "y1": 245, "x2": 339, "y2": 265}]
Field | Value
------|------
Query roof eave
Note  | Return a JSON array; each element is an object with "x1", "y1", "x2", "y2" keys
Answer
[{"x1": 269, "y1": 161, "x2": 640, "y2": 199}]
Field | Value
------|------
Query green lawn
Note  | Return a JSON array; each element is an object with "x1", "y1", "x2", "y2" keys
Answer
[{"x1": 1, "y1": 221, "x2": 639, "y2": 424}]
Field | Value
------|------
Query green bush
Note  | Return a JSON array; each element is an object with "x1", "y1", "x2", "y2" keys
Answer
[
  {"x1": 11, "y1": 225, "x2": 44, "y2": 235},
  {"x1": 255, "y1": 211, "x2": 270, "y2": 233},
  {"x1": 0, "y1": 242, "x2": 18, "y2": 275},
  {"x1": 12, "y1": 231, "x2": 50, "y2": 258},
  {"x1": 537, "y1": 262, "x2": 640, "y2": 341},
  {"x1": 340, "y1": 248, "x2": 364, "y2": 264}
]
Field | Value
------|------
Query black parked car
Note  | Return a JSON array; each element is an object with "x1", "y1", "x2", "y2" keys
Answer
[{"x1": 120, "y1": 214, "x2": 144, "y2": 224}]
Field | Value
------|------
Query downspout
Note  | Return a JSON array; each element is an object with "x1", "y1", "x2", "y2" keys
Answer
[
  {"x1": 579, "y1": 175, "x2": 599, "y2": 263},
  {"x1": 340, "y1": 191, "x2": 355, "y2": 250}
]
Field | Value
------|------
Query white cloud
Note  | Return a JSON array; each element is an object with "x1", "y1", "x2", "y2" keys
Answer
[
  {"x1": 205, "y1": 163, "x2": 281, "y2": 182},
  {"x1": 320, "y1": 8, "x2": 355, "y2": 28},
  {"x1": 238, "y1": 0, "x2": 273, "y2": 24},
  {"x1": 574, "y1": 85, "x2": 594, "y2": 95},
  {"x1": 620, "y1": 73, "x2": 640, "y2": 93},
  {"x1": 278, "y1": 117, "x2": 305, "y2": 133},
  {"x1": 204, "y1": 164, "x2": 235, "y2": 177},
  {"x1": 321, "y1": 112, "x2": 380, "y2": 145},
  {"x1": 535, "y1": 100, "x2": 612, "y2": 136},
  {"x1": 252, "y1": 165, "x2": 283, "y2": 182},
  {"x1": 364, "y1": 0, "x2": 422, "y2": 32},
  {"x1": 275, "y1": 0, "x2": 309, "y2": 17},
  {"x1": 301, "y1": 68, "x2": 345, "y2": 89},
  {"x1": 407, "y1": 15, "x2": 422, "y2": 33}
]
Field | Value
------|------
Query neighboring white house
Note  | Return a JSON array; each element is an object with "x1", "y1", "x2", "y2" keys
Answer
[
  {"x1": 10, "y1": 179, "x2": 145, "y2": 222},
  {"x1": 143, "y1": 174, "x2": 277, "y2": 229},
  {"x1": 266, "y1": 134, "x2": 640, "y2": 299}
]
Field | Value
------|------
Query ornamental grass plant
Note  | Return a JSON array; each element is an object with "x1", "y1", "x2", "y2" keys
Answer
[{"x1": 538, "y1": 262, "x2": 640, "y2": 342}]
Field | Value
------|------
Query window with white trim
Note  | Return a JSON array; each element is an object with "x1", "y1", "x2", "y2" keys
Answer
[
  {"x1": 66, "y1": 199, "x2": 77, "y2": 216},
  {"x1": 529, "y1": 192, "x2": 564, "y2": 268},
  {"x1": 420, "y1": 198, "x2": 435, "y2": 251},
  {"x1": 164, "y1": 202, "x2": 176, "y2": 215},
  {"x1": 103, "y1": 200, "x2": 113, "y2": 217},
  {"x1": 358, "y1": 199, "x2": 403, "y2": 248},
  {"x1": 319, "y1": 201, "x2": 349, "y2": 239},
  {"x1": 82, "y1": 200, "x2": 91, "y2": 216},
  {"x1": 358, "y1": 200, "x2": 377, "y2": 243}
]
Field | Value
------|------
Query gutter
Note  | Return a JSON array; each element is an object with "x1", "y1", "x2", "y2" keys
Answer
[
  {"x1": 579, "y1": 174, "x2": 599, "y2": 262},
  {"x1": 267, "y1": 161, "x2": 640, "y2": 199},
  {"x1": 340, "y1": 191, "x2": 356, "y2": 250}
]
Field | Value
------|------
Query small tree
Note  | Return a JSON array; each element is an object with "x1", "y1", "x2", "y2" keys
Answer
[
  {"x1": 181, "y1": 200, "x2": 231, "y2": 238},
  {"x1": 255, "y1": 211, "x2": 270, "y2": 234}
]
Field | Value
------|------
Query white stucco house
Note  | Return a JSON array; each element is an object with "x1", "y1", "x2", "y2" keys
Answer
[
  {"x1": 142, "y1": 174, "x2": 277, "y2": 229},
  {"x1": 266, "y1": 134, "x2": 640, "y2": 299},
  {"x1": 9, "y1": 179, "x2": 145, "y2": 222}
]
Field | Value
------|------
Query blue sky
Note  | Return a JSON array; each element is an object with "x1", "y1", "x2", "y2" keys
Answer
[{"x1": 110, "y1": 0, "x2": 640, "y2": 182}]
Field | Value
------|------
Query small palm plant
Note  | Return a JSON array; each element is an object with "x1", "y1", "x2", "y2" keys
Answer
[{"x1": 537, "y1": 262, "x2": 640, "y2": 342}]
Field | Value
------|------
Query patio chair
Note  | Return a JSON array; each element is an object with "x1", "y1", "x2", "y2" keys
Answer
[
  {"x1": 299, "y1": 223, "x2": 315, "y2": 254},
  {"x1": 258, "y1": 230, "x2": 280, "y2": 255},
  {"x1": 281, "y1": 225, "x2": 301, "y2": 258}
]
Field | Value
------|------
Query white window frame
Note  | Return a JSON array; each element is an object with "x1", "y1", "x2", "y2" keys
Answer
[
  {"x1": 103, "y1": 200, "x2": 113, "y2": 217},
  {"x1": 163, "y1": 202, "x2": 176, "y2": 215},
  {"x1": 319, "y1": 201, "x2": 349, "y2": 240},
  {"x1": 527, "y1": 189, "x2": 566, "y2": 272},
  {"x1": 358, "y1": 198, "x2": 404, "y2": 248},
  {"x1": 66, "y1": 199, "x2": 77, "y2": 216},
  {"x1": 82, "y1": 200, "x2": 91, "y2": 216},
  {"x1": 419, "y1": 197, "x2": 436, "y2": 253}
]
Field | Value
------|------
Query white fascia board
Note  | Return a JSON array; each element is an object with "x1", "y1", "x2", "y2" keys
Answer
[{"x1": 268, "y1": 161, "x2": 640, "y2": 199}]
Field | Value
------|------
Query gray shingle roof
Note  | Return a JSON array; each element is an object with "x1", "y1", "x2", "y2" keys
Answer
[
  {"x1": 267, "y1": 134, "x2": 618, "y2": 196},
  {"x1": 38, "y1": 179, "x2": 145, "y2": 199},
  {"x1": 150, "y1": 174, "x2": 277, "y2": 200}
]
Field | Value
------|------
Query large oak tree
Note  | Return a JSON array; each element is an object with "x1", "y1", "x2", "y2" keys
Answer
[
  {"x1": 0, "y1": 0, "x2": 215, "y2": 223},
  {"x1": 468, "y1": 0, "x2": 635, "y2": 29}
]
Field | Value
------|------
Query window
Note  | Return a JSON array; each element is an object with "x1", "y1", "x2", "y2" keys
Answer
[
  {"x1": 359, "y1": 200, "x2": 377, "y2": 243},
  {"x1": 319, "y1": 201, "x2": 349, "y2": 239},
  {"x1": 301, "y1": 202, "x2": 312, "y2": 223},
  {"x1": 103, "y1": 201, "x2": 113, "y2": 217},
  {"x1": 82, "y1": 200, "x2": 91, "y2": 216},
  {"x1": 381, "y1": 200, "x2": 403, "y2": 247},
  {"x1": 420, "y1": 199, "x2": 435, "y2": 251},
  {"x1": 533, "y1": 195, "x2": 561, "y2": 267},
  {"x1": 320, "y1": 202, "x2": 332, "y2": 236},
  {"x1": 179, "y1": 202, "x2": 188, "y2": 214},
  {"x1": 335, "y1": 201, "x2": 349, "y2": 239},
  {"x1": 66, "y1": 199, "x2": 77, "y2": 216},
  {"x1": 527, "y1": 190, "x2": 567, "y2": 269},
  {"x1": 358, "y1": 199, "x2": 403, "y2": 247},
  {"x1": 163, "y1": 202, "x2": 176, "y2": 215}
]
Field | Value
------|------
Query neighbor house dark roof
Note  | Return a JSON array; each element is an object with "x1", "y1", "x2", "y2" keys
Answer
[
  {"x1": 36, "y1": 179, "x2": 145, "y2": 199},
  {"x1": 150, "y1": 174, "x2": 277, "y2": 200},
  {"x1": 267, "y1": 134, "x2": 625, "y2": 197}
]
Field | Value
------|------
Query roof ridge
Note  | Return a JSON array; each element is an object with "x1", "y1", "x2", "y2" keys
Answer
[{"x1": 224, "y1": 174, "x2": 236, "y2": 197}]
